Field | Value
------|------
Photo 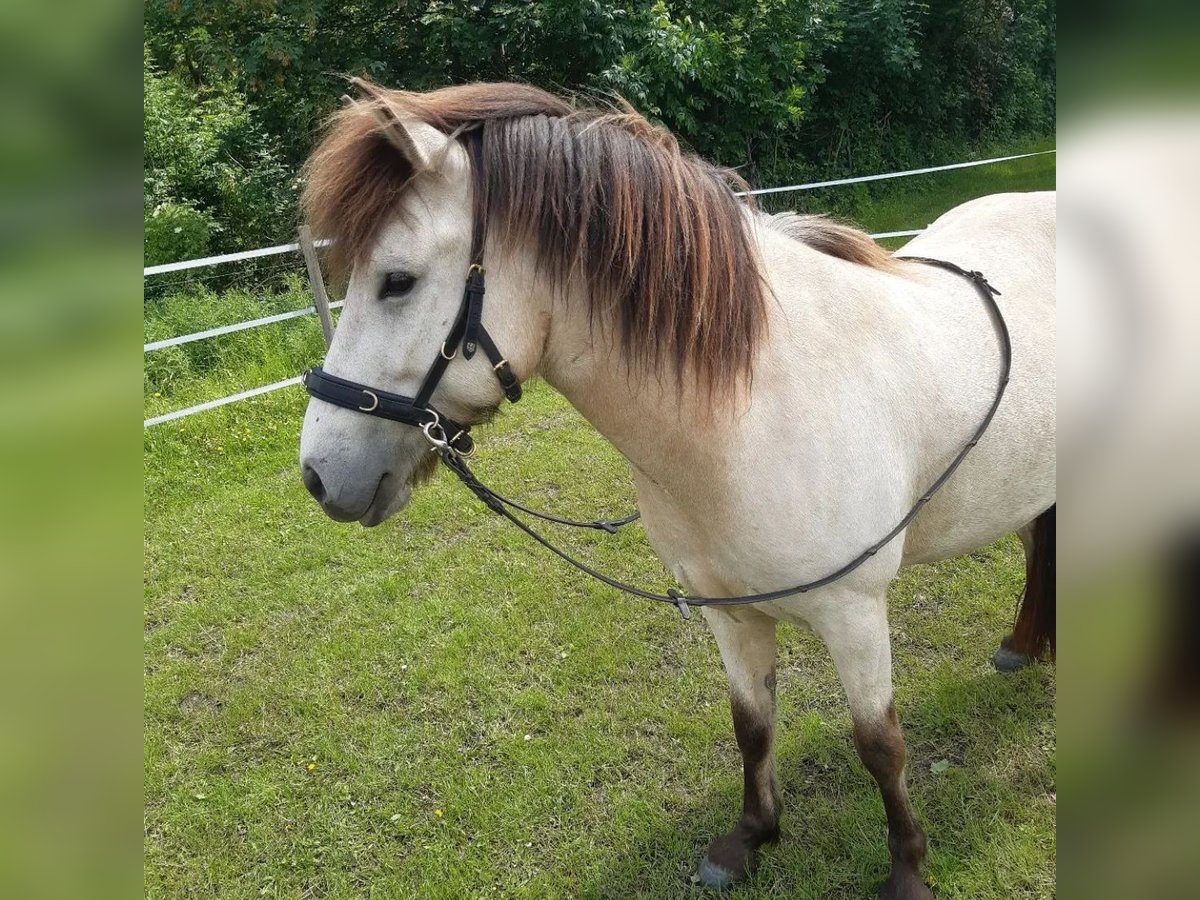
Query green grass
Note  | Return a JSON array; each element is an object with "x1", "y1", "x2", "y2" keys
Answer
[{"x1": 144, "y1": 149, "x2": 1056, "y2": 898}]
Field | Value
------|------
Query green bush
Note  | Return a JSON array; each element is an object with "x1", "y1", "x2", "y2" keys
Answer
[
  {"x1": 143, "y1": 200, "x2": 212, "y2": 268},
  {"x1": 144, "y1": 45, "x2": 294, "y2": 259},
  {"x1": 143, "y1": 1, "x2": 1055, "y2": 261}
]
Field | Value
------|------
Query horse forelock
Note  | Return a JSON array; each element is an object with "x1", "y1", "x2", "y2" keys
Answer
[{"x1": 303, "y1": 80, "x2": 773, "y2": 393}]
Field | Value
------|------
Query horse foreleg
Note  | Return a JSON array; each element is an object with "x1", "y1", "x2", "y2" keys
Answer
[
  {"x1": 818, "y1": 595, "x2": 933, "y2": 900},
  {"x1": 697, "y1": 606, "x2": 779, "y2": 889}
]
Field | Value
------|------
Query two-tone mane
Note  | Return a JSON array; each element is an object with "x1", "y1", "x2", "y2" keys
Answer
[{"x1": 302, "y1": 81, "x2": 893, "y2": 390}]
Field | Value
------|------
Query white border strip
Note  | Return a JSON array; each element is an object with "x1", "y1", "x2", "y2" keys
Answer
[
  {"x1": 144, "y1": 242, "x2": 300, "y2": 277},
  {"x1": 737, "y1": 150, "x2": 1055, "y2": 197},
  {"x1": 144, "y1": 301, "x2": 344, "y2": 352},
  {"x1": 870, "y1": 229, "x2": 924, "y2": 240},
  {"x1": 144, "y1": 375, "x2": 304, "y2": 428}
]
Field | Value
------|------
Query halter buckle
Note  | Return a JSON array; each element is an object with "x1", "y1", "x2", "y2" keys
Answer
[{"x1": 358, "y1": 389, "x2": 379, "y2": 413}]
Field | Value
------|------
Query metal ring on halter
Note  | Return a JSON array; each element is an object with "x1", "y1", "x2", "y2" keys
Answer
[
  {"x1": 449, "y1": 430, "x2": 475, "y2": 458},
  {"x1": 440, "y1": 342, "x2": 456, "y2": 361},
  {"x1": 468, "y1": 263, "x2": 485, "y2": 276},
  {"x1": 492, "y1": 358, "x2": 509, "y2": 372},
  {"x1": 358, "y1": 390, "x2": 379, "y2": 412}
]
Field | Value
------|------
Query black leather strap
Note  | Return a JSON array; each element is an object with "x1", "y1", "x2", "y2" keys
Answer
[
  {"x1": 303, "y1": 367, "x2": 435, "y2": 427},
  {"x1": 438, "y1": 256, "x2": 1012, "y2": 620},
  {"x1": 301, "y1": 120, "x2": 1006, "y2": 621},
  {"x1": 476, "y1": 328, "x2": 522, "y2": 403},
  {"x1": 462, "y1": 268, "x2": 485, "y2": 359},
  {"x1": 303, "y1": 367, "x2": 475, "y2": 455}
]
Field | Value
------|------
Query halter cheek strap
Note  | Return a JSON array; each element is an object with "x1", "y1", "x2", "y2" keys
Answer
[{"x1": 303, "y1": 127, "x2": 521, "y2": 457}]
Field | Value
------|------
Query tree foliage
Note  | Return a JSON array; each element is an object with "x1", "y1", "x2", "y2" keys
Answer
[
  {"x1": 144, "y1": 0, "x2": 1054, "y2": 256},
  {"x1": 144, "y1": 45, "x2": 294, "y2": 264}
]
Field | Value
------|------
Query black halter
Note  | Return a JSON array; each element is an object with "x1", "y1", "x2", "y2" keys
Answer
[
  {"x1": 302, "y1": 128, "x2": 1011, "y2": 620},
  {"x1": 303, "y1": 130, "x2": 521, "y2": 458}
]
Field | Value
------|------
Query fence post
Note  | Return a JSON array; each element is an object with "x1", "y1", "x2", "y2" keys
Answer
[{"x1": 298, "y1": 225, "x2": 335, "y2": 347}]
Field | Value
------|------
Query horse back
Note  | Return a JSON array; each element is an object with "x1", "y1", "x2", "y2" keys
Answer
[{"x1": 897, "y1": 191, "x2": 1056, "y2": 564}]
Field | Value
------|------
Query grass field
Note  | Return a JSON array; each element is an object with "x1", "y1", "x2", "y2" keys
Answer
[{"x1": 144, "y1": 149, "x2": 1056, "y2": 898}]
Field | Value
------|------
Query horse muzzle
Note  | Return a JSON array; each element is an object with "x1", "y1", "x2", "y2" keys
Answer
[{"x1": 301, "y1": 460, "x2": 410, "y2": 526}]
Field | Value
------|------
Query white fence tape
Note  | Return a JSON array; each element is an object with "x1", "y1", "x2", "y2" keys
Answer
[
  {"x1": 869, "y1": 229, "x2": 924, "y2": 240},
  {"x1": 144, "y1": 376, "x2": 304, "y2": 428},
  {"x1": 144, "y1": 242, "x2": 301, "y2": 277},
  {"x1": 143, "y1": 238, "x2": 332, "y2": 277},
  {"x1": 737, "y1": 150, "x2": 1055, "y2": 197},
  {"x1": 144, "y1": 301, "x2": 344, "y2": 352}
]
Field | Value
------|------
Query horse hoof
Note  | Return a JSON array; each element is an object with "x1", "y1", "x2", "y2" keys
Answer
[
  {"x1": 992, "y1": 635, "x2": 1031, "y2": 674},
  {"x1": 698, "y1": 827, "x2": 771, "y2": 890},
  {"x1": 696, "y1": 857, "x2": 741, "y2": 891}
]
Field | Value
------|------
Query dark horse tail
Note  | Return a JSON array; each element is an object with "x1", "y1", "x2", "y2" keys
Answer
[{"x1": 1010, "y1": 505, "x2": 1056, "y2": 659}]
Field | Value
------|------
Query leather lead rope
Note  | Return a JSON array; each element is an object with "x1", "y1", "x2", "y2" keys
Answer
[
  {"x1": 299, "y1": 116, "x2": 1010, "y2": 619},
  {"x1": 437, "y1": 257, "x2": 1011, "y2": 620}
]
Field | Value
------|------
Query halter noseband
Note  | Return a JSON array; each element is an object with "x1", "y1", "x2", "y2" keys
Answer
[{"x1": 302, "y1": 128, "x2": 521, "y2": 457}]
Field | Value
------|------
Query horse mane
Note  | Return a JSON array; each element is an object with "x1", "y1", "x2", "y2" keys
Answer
[
  {"x1": 763, "y1": 212, "x2": 901, "y2": 272},
  {"x1": 303, "y1": 80, "x2": 893, "y2": 392}
]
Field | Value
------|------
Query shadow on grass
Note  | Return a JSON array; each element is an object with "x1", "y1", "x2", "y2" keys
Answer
[{"x1": 581, "y1": 666, "x2": 1054, "y2": 900}]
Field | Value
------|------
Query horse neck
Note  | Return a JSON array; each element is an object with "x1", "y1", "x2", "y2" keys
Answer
[
  {"x1": 529, "y1": 228, "x2": 924, "y2": 507},
  {"x1": 533, "y1": 276, "x2": 742, "y2": 501}
]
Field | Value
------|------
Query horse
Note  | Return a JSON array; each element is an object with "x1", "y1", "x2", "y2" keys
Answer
[{"x1": 297, "y1": 80, "x2": 1055, "y2": 898}]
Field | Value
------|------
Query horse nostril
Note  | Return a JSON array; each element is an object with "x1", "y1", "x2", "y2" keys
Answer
[{"x1": 302, "y1": 463, "x2": 327, "y2": 504}]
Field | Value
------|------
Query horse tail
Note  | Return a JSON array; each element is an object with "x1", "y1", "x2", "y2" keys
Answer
[{"x1": 1010, "y1": 505, "x2": 1055, "y2": 659}]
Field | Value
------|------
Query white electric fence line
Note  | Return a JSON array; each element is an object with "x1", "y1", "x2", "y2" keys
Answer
[
  {"x1": 144, "y1": 376, "x2": 304, "y2": 428},
  {"x1": 143, "y1": 238, "x2": 333, "y2": 277},
  {"x1": 144, "y1": 301, "x2": 344, "y2": 352},
  {"x1": 144, "y1": 242, "x2": 301, "y2": 277},
  {"x1": 737, "y1": 150, "x2": 1055, "y2": 197},
  {"x1": 870, "y1": 229, "x2": 923, "y2": 239}
]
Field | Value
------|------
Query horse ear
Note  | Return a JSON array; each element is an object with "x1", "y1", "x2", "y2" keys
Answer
[
  {"x1": 368, "y1": 106, "x2": 431, "y2": 171},
  {"x1": 348, "y1": 77, "x2": 430, "y2": 171}
]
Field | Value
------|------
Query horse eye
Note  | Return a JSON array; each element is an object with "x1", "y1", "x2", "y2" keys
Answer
[{"x1": 380, "y1": 271, "x2": 417, "y2": 298}]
